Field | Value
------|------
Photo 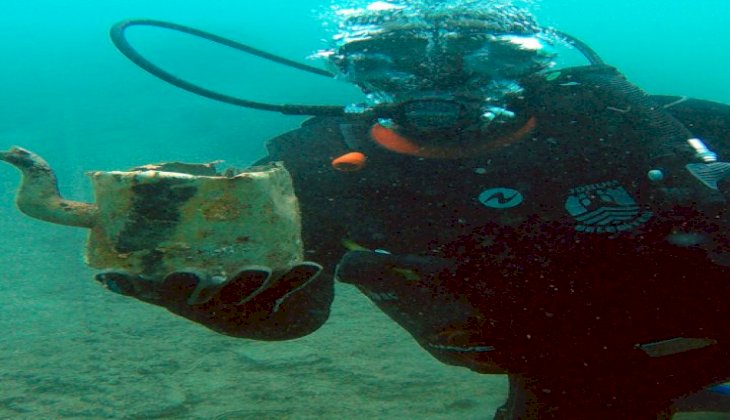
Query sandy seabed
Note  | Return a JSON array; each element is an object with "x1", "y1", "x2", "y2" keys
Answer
[
  {"x1": 0, "y1": 215, "x2": 507, "y2": 419},
  {"x1": 0, "y1": 207, "x2": 727, "y2": 419}
]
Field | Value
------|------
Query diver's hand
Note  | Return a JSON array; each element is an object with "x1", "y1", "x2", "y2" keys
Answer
[{"x1": 95, "y1": 263, "x2": 325, "y2": 339}]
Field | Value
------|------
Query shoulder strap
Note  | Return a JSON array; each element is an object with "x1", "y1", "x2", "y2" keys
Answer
[
  {"x1": 652, "y1": 95, "x2": 730, "y2": 156},
  {"x1": 528, "y1": 65, "x2": 707, "y2": 168}
]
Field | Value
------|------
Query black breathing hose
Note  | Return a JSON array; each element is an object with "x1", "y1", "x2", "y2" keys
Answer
[
  {"x1": 554, "y1": 30, "x2": 605, "y2": 66},
  {"x1": 110, "y1": 19, "x2": 605, "y2": 116},
  {"x1": 110, "y1": 19, "x2": 345, "y2": 116}
]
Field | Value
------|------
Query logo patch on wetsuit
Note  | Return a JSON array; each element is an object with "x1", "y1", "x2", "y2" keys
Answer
[
  {"x1": 686, "y1": 162, "x2": 730, "y2": 190},
  {"x1": 478, "y1": 188, "x2": 523, "y2": 209},
  {"x1": 565, "y1": 180, "x2": 652, "y2": 233}
]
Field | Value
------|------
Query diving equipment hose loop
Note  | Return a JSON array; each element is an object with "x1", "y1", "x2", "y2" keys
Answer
[
  {"x1": 109, "y1": 20, "x2": 605, "y2": 123},
  {"x1": 110, "y1": 19, "x2": 345, "y2": 116}
]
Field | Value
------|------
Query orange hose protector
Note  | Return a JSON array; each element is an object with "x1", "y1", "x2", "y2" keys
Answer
[{"x1": 370, "y1": 117, "x2": 537, "y2": 159}]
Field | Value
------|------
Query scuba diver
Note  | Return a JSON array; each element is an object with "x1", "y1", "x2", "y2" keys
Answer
[{"x1": 94, "y1": 1, "x2": 730, "y2": 418}]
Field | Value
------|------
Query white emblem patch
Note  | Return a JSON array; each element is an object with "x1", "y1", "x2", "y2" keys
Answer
[
  {"x1": 565, "y1": 180, "x2": 652, "y2": 233},
  {"x1": 478, "y1": 188, "x2": 524, "y2": 209}
]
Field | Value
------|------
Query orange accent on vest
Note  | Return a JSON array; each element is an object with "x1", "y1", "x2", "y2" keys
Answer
[
  {"x1": 331, "y1": 151, "x2": 367, "y2": 172},
  {"x1": 369, "y1": 117, "x2": 537, "y2": 159},
  {"x1": 369, "y1": 124, "x2": 424, "y2": 156}
]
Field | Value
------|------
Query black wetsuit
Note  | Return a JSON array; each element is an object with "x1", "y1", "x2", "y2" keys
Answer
[{"x1": 254, "y1": 65, "x2": 730, "y2": 418}]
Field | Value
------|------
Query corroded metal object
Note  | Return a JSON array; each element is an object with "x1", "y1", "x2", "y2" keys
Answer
[{"x1": 0, "y1": 146, "x2": 303, "y2": 279}]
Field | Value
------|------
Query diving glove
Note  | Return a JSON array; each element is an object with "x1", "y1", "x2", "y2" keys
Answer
[
  {"x1": 97, "y1": 263, "x2": 322, "y2": 307},
  {"x1": 95, "y1": 263, "x2": 323, "y2": 337}
]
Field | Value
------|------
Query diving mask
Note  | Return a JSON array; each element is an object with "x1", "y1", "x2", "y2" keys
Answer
[{"x1": 323, "y1": 2, "x2": 557, "y2": 138}]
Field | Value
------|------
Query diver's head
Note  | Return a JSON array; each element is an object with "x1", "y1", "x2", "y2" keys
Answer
[{"x1": 318, "y1": 0, "x2": 556, "y2": 146}]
